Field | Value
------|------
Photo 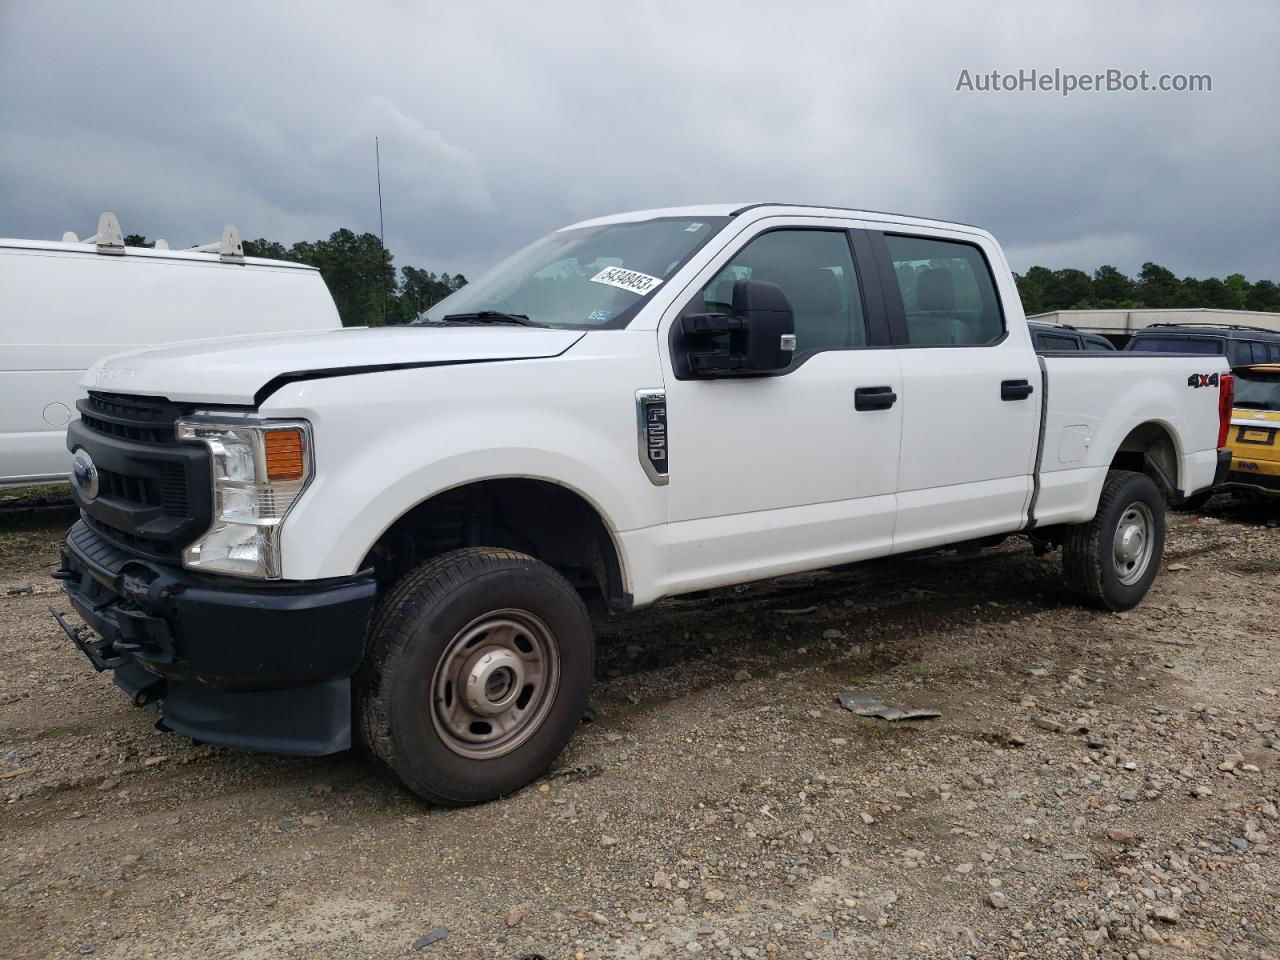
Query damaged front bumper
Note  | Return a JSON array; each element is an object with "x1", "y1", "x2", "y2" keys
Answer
[{"x1": 52, "y1": 520, "x2": 377, "y2": 755}]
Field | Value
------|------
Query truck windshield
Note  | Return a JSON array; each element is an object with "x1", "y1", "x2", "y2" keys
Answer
[
  {"x1": 1129, "y1": 336, "x2": 1224, "y2": 354},
  {"x1": 415, "y1": 217, "x2": 727, "y2": 329},
  {"x1": 1234, "y1": 371, "x2": 1280, "y2": 410}
]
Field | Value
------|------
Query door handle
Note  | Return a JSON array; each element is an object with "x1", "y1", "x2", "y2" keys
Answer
[
  {"x1": 855, "y1": 386, "x2": 897, "y2": 411},
  {"x1": 1001, "y1": 379, "x2": 1034, "y2": 401}
]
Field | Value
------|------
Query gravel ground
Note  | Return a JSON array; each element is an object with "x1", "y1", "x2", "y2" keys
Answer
[{"x1": 1, "y1": 495, "x2": 1277, "y2": 960}]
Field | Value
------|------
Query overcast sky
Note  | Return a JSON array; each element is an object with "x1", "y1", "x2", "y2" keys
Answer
[{"x1": 2, "y1": 1, "x2": 1277, "y2": 282}]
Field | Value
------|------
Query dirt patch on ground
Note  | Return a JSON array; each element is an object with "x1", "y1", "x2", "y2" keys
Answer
[{"x1": 1, "y1": 497, "x2": 1278, "y2": 959}]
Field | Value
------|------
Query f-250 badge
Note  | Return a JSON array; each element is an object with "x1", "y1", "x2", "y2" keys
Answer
[{"x1": 1187, "y1": 372, "x2": 1220, "y2": 388}]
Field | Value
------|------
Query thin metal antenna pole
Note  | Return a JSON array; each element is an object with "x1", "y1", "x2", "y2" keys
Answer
[{"x1": 376, "y1": 136, "x2": 387, "y2": 324}]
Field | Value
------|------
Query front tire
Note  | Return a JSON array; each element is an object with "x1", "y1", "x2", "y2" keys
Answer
[
  {"x1": 356, "y1": 548, "x2": 594, "y2": 805},
  {"x1": 1062, "y1": 470, "x2": 1166, "y2": 611}
]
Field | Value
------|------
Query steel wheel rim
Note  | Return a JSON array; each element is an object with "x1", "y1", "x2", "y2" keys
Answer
[
  {"x1": 1112, "y1": 501, "x2": 1155, "y2": 586},
  {"x1": 430, "y1": 609, "x2": 560, "y2": 760}
]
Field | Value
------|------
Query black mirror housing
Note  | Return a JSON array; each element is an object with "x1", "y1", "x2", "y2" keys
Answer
[
  {"x1": 675, "y1": 279, "x2": 796, "y2": 378},
  {"x1": 731, "y1": 279, "x2": 795, "y2": 373}
]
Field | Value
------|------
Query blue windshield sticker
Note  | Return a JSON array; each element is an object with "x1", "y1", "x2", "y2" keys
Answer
[{"x1": 587, "y1": 308, "x2": 615, "y2": 323}]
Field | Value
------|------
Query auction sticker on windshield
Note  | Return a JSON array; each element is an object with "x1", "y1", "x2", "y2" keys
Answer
[{"x1": 590, "y1": 266, "x2": 663, "y2": 296}]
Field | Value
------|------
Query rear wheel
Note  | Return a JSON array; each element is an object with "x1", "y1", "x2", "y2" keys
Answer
[
  {"x1": 356, "y1": 548, "x2": 594, "y2": 805},
  {"x1": 1062, "y1": 470, "x2": 1166, "y2": 611}
]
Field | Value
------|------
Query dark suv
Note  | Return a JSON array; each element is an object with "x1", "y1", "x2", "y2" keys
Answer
[{"x1": 1125, "y1": 323, "x2": 1280, "y2": 366}]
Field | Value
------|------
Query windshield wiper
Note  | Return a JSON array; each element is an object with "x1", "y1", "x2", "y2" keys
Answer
[{"x1": 428, "y1": 311, "x2": 540, "y2": 327}]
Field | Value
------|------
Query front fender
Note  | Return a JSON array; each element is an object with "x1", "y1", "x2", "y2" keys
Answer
[
  {"x1": 262, "y1": 347, "x2": 666, "y2": 581},
  {"x1": 296, "y1": 449, "x2": 640, "y2": 582}
]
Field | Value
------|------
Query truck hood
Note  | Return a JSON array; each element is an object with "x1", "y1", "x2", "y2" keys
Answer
[{"x1": 80, "y1": 325, "x2": 587, "y2": 406}]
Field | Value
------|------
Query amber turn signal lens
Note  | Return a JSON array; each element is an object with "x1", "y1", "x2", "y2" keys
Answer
[{"x1": 264, "y1": 429, "x2": 305, "y2": 482}]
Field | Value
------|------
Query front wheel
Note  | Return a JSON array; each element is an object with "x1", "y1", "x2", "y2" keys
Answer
[
  {"x1": 1062, "y1": 470, "x2": 1166, "y2": 611},
  {"x1": 356, "y1": 548, "x2": 594, "y2": 805}
]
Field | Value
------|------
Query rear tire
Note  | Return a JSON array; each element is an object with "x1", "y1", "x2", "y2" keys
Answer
[
  {"x1": 356, "y1": 548, "x2": 594, "y2": 805},
  {"x1": 1062, "y1": 470, "x2": 1166, "y2": 611}
]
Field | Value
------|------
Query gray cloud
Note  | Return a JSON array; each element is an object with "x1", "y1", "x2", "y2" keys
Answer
[{"x1": 2, "y1": 0, "x2": 1277, "y2": 282}]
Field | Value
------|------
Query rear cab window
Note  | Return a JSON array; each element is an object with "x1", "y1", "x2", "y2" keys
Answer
[{"x1": 881, "y1": 234, "x2": 1004, "y2": 346}]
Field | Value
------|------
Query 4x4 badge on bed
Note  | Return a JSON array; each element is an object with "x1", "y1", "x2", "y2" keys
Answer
[{"x1": 1187, "y1": 372, "x2": 1220, "y2": 388}]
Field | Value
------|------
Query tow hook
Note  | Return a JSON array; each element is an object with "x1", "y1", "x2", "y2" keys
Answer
[
  {"x1": 109, "y1": 664, "x2": 168, "y2": 707},
  {"x1": 131, "y1": 678, "x2": 166, "y2": 707},
  {"x1": 121, "y1": 570, "x2": 183, "y2": 615}
]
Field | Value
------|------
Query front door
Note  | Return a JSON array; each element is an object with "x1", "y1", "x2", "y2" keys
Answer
[{"x1": 658, "y1": 221, "x2": 903, "y2": 595}]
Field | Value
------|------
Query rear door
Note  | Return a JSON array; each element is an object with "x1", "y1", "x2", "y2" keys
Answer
[{"x1": 869, "y1": 229, "x2": 1041, "y2": 553}]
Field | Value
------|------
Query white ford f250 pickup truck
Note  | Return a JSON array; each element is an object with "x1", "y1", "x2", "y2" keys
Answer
[{"x1": 52, "y1": 203, "x2": 1234, "y2": 804}]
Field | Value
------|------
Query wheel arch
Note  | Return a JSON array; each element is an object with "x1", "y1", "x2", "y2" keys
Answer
[
  {"x1": 360, "y1": 475, "x2": 632, "y2": 612},
  {"x1": 1108, "y1": 419, "x2": 1184, "y2": 499}
]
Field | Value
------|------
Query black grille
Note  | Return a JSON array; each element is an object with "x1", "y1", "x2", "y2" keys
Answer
[
  {"x1": 69, "y1": 392, "x2": 212, "y2": 563},
  {"x1": 91, "y1": 462, "x2": 188, "y2": 517},
  {"x1": 81, "y1": 392, "x2": 186, "y2": 445},
  {"x1": 157, "y1": 464, "x2": 188, "y2": 513},
  {"x1": 79, "y1": 412, "x2": 171, "y2": 445}
]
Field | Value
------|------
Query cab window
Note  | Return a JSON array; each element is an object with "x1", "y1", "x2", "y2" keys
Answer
[
  {"x1": 884, "y1": 234, "x2": 1004, "y2": 346},
  {"x1": 699, "y1": 229, "x2": 867, "y2": 359},
  {"x1": 1130, "y1": 336, "x2": 1223, "y2": 354},
  {"x1": 1037, "y1": 333, "x2": 1081, "y2": 351},
  {"x1": 1228, "y1": 341, "x2": 1254, "y2": 365}
]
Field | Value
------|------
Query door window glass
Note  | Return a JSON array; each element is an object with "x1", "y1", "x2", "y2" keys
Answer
[
  {"x1": 699, "y1": 230, "x2": 867, "y2": 359},
  {"x1": 884, "y1": 234, "x2": 1004, "y2": 346}
]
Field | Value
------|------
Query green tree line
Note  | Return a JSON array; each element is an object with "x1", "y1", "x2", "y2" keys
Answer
[
  {"x1": 124, "y1": 229, "x2": 466, "y2": 326},
  {"x1": 124, "y1": 232, "x2": 1279, "y2": 323},
  {"x1": 1015, "y1": 262, "x2": 1280, "y2": 316}
]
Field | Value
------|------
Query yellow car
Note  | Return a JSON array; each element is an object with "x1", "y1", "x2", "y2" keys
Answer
[{"x1": 1224, "y1": 363, "x2": 1280, "y2": 499}]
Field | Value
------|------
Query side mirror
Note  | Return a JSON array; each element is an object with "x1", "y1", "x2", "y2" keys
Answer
[{"x1": 678, "y1": 279, "x2": 796, "y2": 378}]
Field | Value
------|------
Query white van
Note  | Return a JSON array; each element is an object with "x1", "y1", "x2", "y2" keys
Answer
[{"x1": 1, "y1": 215, "x2": 341, "y2": 485}]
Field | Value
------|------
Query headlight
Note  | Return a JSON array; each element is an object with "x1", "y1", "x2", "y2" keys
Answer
[{"x1": 175, "y1": 415, "x2": 313, "y2": 579}]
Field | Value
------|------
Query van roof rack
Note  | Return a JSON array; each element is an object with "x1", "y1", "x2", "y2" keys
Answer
[
  {"x1": 190, "y1": 224, "x2": 245, "y2": 263},
  {"x1": 64, "y1": 212, "x2": 124, "y2": 255},
  {"x1": 62, "y1": 212, "x2": 244, "y2": 263}
]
